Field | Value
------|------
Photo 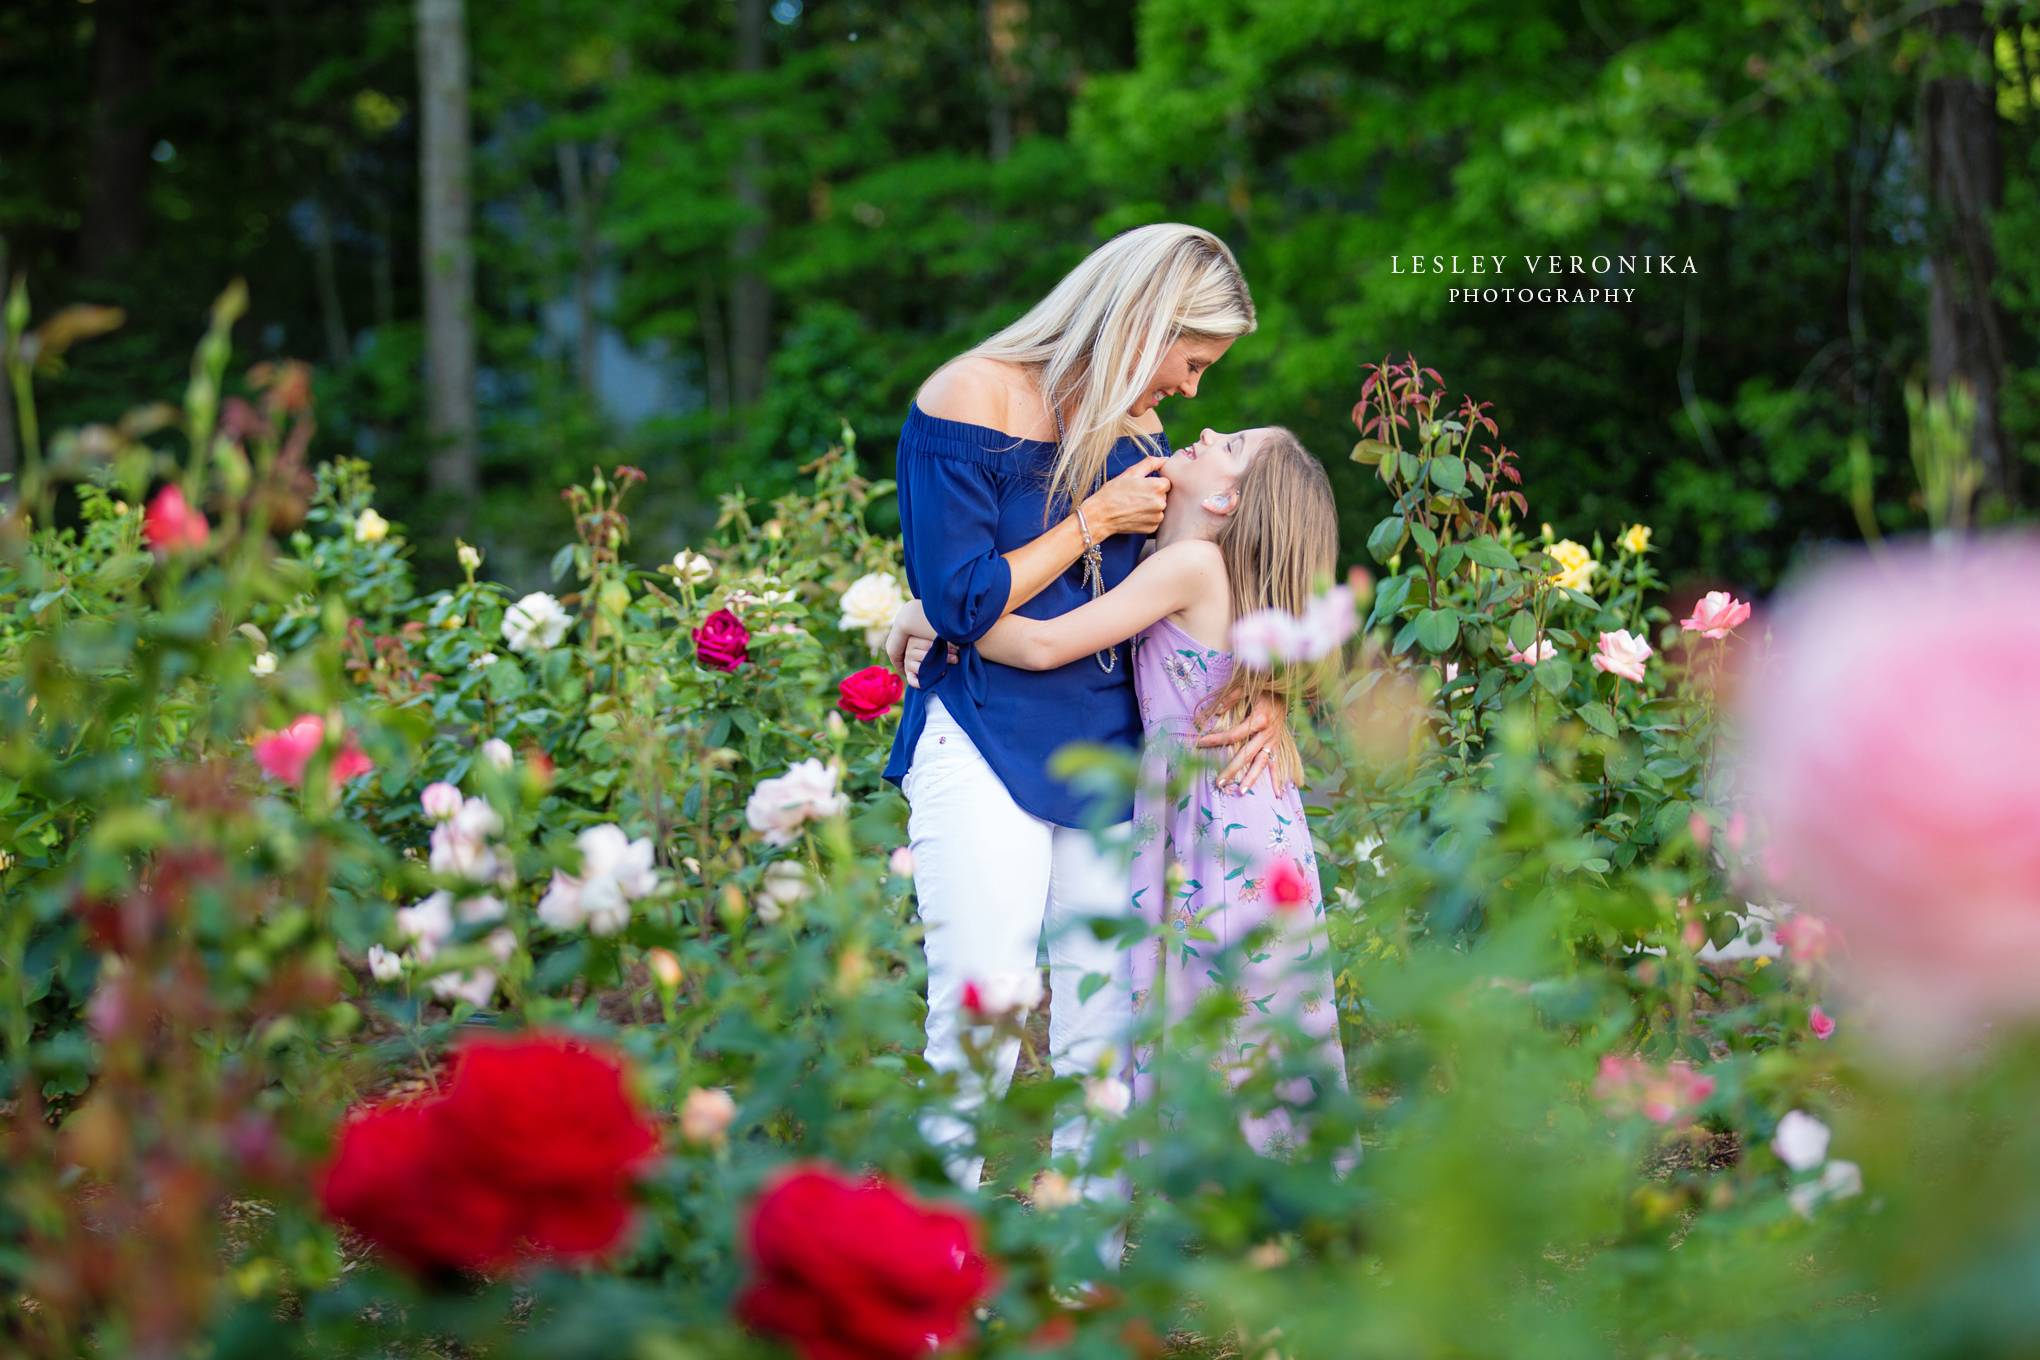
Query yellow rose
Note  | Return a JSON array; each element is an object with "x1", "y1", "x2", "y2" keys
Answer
[
  {"x1": 1547, "y1": 539, "x2": 1598, "y2": 592},
  {"x1": 1620, "y1": 523, "x2": 1652, "y2": 555},
  {"x1": 354, "y1": 508, "x2": 389, "y2": 544}
]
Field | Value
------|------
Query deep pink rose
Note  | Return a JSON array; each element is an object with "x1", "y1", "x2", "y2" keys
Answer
[
  {"x1": 693, "y1": 608, "x2": 750, "y2": 672},
  {"x1": 1809, "y1": 1006, "x2": 1836, "y2": 1040},
  {"x1": 1263, "y1": 855, "x2": 1313, "y2": 911},
  {"x1": 837, "y1": 665, "x2": 905, "y2": 721},
  {"x1": 143, "y1": 485, "x2": 210, "y2": 556}
]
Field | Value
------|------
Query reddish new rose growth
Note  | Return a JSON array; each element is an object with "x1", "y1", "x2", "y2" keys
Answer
[
  {"x1": 837, "y1": 665, "x2": 906, "y2": 721},
  {"x1": 694, "y1": 608, "x2": 750, "y2": 672},
  {"x1": 317, "y1": 1032, "x2": 658, "y2": 1276},
  {"x1": 736, "y1": 1162, "x2": 995, "y2": 1360},
  {"x1": 143, "y1": 485, "x2": 209, "y2": 556},
  {"x1": 1263, "y1": 855, "x2": 1312, "y2": 911}
]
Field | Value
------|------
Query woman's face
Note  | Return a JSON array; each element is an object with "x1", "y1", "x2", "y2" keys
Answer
[{"x1": 1131, "y1": 335, "x2": 1235, "y2": 417}]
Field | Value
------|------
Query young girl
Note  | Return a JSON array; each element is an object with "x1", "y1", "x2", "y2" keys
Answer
[{"x1": 891, "y1": 425, "x2": 1348, "y2": 1153}]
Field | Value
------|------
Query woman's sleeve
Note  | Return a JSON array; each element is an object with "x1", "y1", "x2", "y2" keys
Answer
[{"x1": 898, "y1": 444, "x2": 1012, "y2": 644}]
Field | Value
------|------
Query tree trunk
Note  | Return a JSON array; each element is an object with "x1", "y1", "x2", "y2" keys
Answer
[
  {"x1": 417, "y1": 0, "x2": 480, "y2": 500},
  {"x1": 983, "y1": 0, "x2": 1025, "y2": 161},
  {"x1": 0, "y1": 236, "x2": 15, "y2": 489},
  {"x1": 77, "y1": 0, "x2": 154, "y2": 278},
  {"x1": 1918, "y1": 0, "x2": 2011, "y2": 503},
  {"x1": 729, "y1": 0, "x2": 771, "y2": 409}
]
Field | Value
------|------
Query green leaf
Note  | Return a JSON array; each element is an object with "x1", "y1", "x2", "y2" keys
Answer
[
  {"x1": 1409, "y1": 520, "x2": 1438, "y2": 558},
  {"x1": 1366, "y1": 516, "x2": 1405, "y2": 564},
  {"x1": 1366, "y1": 572, "x2": 1414, "y2": 629},
  {"x1": 1436, "y1": 543, "x2": 1465, "y2": 578},
  {"x1": 1398, "y1": 451, "x2": 1422, "y2": 482},
  {"x1": 1429, "y1": 454, "x2": 1468, "y2": 495},
  {"x1": 1463, "y1": 536, "x2": 1520, "y2": 571},
  {"x1": 1507, "y1": 610, "x2": 1540, "y2": 653},
  {"x1": 1350, "y1": 438, "x2": 1394, "y2": 466},
  {"x1": 549, "y1": 544, "x2": 576, "y2": 582},
  {"x1": 1414, "y1": 608, "x2": 1459, "y2": 653},
  {"x1": 1534, "y1": 656, "x2": 1572, "y2": 695},
  {"x1": 1578, "y1": 703, "x2": 1619, "y2": 737}
]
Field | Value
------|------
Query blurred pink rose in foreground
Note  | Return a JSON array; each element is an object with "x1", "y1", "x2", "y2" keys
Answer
[
  {"x1": 1734, "y1": 536, "x2": 2040, "y2": 1058},
  {"x1": 253, "y1": 714, "x2": 374, "y2": 790}
]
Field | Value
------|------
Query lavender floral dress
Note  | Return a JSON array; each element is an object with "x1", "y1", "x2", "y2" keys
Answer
[{"x1": 1126, "y1": 616, "x2": 1348, "y2": 1154}]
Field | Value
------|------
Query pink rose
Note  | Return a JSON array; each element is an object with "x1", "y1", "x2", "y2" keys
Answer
[
  {"x1": 693, "y1": 608, "x2": 750, "y2": 672},
  {"x1": 1809, "y1": 1006, "x2": 1835, "y2": 1040},
  {"x1": 254, "y1": 715, "x2": 374, "y2": 789},
  {"x1": 1507, "y1": 636, "x2": 1556, "y2": 665},
  {"x1": 1590, "y1": 629, "x2": 1652, "y2": 683},
  {"x1": 1263, "y1": 855, "x2": 1313, "y2": 911},
  {"x1": 143, "y1": 485, "x2": 210, "y2": 556},
  {"x1": 1681, "y1": 590, "x2": 1753, "y2": 639},
  {"x1": 1733, "y1": 536, "x2": 2040, "y2": 1058},
  {"x1": 1594, "y1": 1054, "x2": 1714, "y2": 1125},
  {"x1": 1773, "y1": 912, "x2": 1835, "y2": 967}
]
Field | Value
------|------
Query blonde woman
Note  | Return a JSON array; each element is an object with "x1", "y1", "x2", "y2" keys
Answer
[
  {"x1": 892, "y1": 427, "x2": 1350, "y2": 1157},
  {"x1": 883, "y1": 224, "x2": 1286, "y2": 1215}
]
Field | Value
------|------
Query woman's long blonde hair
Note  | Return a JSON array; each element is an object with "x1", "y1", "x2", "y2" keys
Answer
[
  {"x1": 1198, "y1": 430, "x2": 1340, "y2": 788},
  {"x1": 968, "y1": 224, "x2": 1256, "y2": 517}
]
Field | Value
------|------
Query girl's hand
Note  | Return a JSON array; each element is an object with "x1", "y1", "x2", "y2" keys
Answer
[
  {"x1": 1195, "y1": 693, "x2": 1291, "y2": 796},
  {"x1": 903, "y1": 637, "x2": 932, "y2": 688},
  {"x1": 1081, "y1": 456, "x2": 1171, "y2": 537}
]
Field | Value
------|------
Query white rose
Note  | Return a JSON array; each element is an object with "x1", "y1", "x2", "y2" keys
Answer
[
  {"x1": 671, "y1": 549, "x2": 714, "y2": 584},
  {"x1": 481, "y1": 738, "x2": 514, "y2": 770},
  {"x1": 580, "y1": 874, "x2": 632, "y2": 936},
  {"x1": 1771, "y1": 1109, "x2": 1830, "y2": 1172},
  {"x1": 457, "y1": 542, "x2": 483, "y2": 571},
  {"x1": 1084, "y1": 1076, "x2": 1132, "y2": 1119},
  {"x1": 888, "y1": 846, "x2": 915, "y2": 878},
  {"x1": 469, "y1": 651, "x2": 498, "y2": 670},
  {"x1": 537, "y1": 870, "x2": 587, "y2": 931},
  {"x1": 838, "y1": 572, "x2": 908, "y2": 651},
  {"x1": 420, "y1": 781, "x2": 463, "y2": 821},
  {"x1": 354, "y1": 507, "x2": 389, "y2": 544},
  {"x1": 745, "y1": 759, "x2": 847, "y2": 847},
  {"x1": 366, "y1": 945, "x2": 404, "y2": 982},
  {"x1": 759, "y1": 860, "x2": 810, "y2": 906},
  {"x1": 578, "y1": 824, "x2": 660, "y2": 898},
  {"x1": 502, "y1": 591, "x2": 572, "y2": 653},
  {"x1": 396, "y1": 892, "x2": 456, "y2": 957},
  {"x1": 250, "y1": 651, "x2": 277, "y2": 677},
  {"x1": 1790, "y1": 1159, "x2": 1863, "y2": 1219}
]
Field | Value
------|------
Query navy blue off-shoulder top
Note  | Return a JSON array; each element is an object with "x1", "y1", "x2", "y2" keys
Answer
[{"x1": 881, "y1": 401, "x2": 1166, "y2": 828}]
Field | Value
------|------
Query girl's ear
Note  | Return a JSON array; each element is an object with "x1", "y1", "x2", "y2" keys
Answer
[{"x1": 1203, "y1": 489, "x2": 1237, "y2": 517}]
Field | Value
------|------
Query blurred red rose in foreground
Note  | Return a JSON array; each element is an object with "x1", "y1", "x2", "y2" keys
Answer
[
  {"x1": 143, "y1": 485, "x2": 209, "y2": 555},
  {"x1": 317, "y1": 1032, "x2": 658, "y2": 1275},
  {"x1": 837, "y1": 665, "x2": 906, "y2": 721},
  {"x1": 1733, "y1": 535, "x2": 2040, "y2": 1059},
  {"x1": 736, "y1": 1162, "x2": 995, "y2": 1359},
  {"x1": 252, "y1": 714, "x2": 374, "y2": 790}
]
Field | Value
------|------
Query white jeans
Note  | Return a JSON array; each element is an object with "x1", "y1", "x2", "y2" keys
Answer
[{"x1": 903, "y1": 697, "x2": 1134, "y2": 1205}]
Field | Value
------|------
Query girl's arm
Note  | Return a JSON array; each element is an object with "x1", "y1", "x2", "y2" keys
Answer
[{"x1": 977, "y1": 541, "x2": 1221, "y2": 672}]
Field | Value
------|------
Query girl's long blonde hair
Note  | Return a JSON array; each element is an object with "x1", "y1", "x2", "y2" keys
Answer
[
  {"x1": 968, "y1": 224, "x2": 1256, "y2": 517},
  {"x1": 1198, "y1": 430, "x2": 1340, "y2": 788}
]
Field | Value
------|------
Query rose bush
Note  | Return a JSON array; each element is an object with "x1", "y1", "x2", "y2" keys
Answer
[{"x1": 5, "y1": 302, "x2": 2040, "y2": 1358}]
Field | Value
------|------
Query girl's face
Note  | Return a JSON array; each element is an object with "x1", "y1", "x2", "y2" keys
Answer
[
  {"x1": 1166, "y1": 426, "x2": 1275, "y2": 510},
  {"x1": 1131, "y1": 335, "x2": 1235, "y2": 417}
]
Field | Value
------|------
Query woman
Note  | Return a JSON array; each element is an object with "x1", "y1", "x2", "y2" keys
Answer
[{"x1": 885, "y1": 224, "x2": 1288, "y2": 1211}]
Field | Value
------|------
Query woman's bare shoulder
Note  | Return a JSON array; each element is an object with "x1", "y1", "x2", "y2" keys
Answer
[{"x1": 916, "y1": 357, "x2": 1052, "y2": 439}]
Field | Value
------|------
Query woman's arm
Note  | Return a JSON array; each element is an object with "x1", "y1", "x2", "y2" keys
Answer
[
  {"x1": 976, "y1": 541, "x2": 1219, "y2": 671},
  {"x1": 996, "y1": 456, "x2": 1171, "y2": 618}
]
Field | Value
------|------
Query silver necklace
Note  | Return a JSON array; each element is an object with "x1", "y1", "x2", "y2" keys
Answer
[{"x1": 1055, "y1": 406, "x2": 1117, "y2": 674}]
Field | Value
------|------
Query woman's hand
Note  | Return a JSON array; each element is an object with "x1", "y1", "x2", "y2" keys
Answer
[
  {"x1": 1080, "y1": 456, "x2": 1171, "y2": 538},
  {"x1": 1194, "y1": 693, "x2": 1291, "y2": 795},
  {"x1": 886, "y1": 600, "x2": 949, "y2": 689}
]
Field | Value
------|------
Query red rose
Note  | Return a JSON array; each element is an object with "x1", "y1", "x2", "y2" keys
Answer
[
  {"x1": 316, "y1": 1100, "x2": 520, "y2": 1273},
  {"x1": 694, "y1": 608, "x2": 750, "y2": 672},
  {"x1": 434, "y1": 1034, "x2": 660, "y2": 1256},
  {"x1": 837, "y1": 665, "x2": 905, "y2": 722},
  {"x1": 316, "y1": 1032, "x2": 658, "y2": 1276},
  {"x1": 736, "y1": 1163, "x2": 995, "y2": 1359},
  {"x1": 143, "y1": 485, "x2": 210, "y2": 555}
]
